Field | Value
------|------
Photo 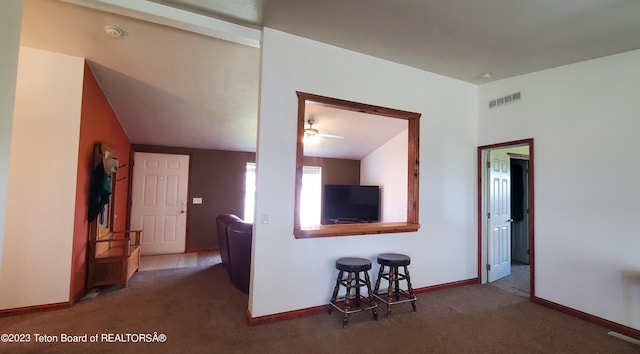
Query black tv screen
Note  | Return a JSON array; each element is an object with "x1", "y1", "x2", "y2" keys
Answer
[{"x1": 322, "y1": 184, "x2": 380, "y2": 224}]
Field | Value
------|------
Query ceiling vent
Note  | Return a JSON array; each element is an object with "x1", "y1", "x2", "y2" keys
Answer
[{"x1": 489, "y1": 91, "x2": 521, "y2": 109}]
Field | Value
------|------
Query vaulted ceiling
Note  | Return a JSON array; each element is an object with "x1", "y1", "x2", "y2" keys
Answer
[
  {"x1": 21, "y1": 0, "x2": 260, "y2": 152},
  {"x1": 19, "y1": 0, "x2": 640, "y2": 156}
]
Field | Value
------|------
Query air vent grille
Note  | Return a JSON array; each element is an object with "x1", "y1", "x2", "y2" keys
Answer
[{"x1": 489, "y1": 91, "x2": 521, "y2": 109}]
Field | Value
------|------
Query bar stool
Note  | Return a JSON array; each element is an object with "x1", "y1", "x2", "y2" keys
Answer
[
  {"x1": 328, "y1": 257, "x2": 378, "y2": 327},
  {"x1": 373, "y1": 253, "x2": 417, "y2": 316}
]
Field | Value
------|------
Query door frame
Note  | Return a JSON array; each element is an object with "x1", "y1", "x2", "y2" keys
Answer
[{"x1": 477, "y1": 138, "x2": 535, "y2": 299}]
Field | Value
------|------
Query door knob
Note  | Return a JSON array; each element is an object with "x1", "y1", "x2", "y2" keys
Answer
[
  {"x1": 506, "y1": 218, "x2": 514, "y2": 223},
  {"x1": 180, "y1": 210, "x2": 186, "y2": 214}
]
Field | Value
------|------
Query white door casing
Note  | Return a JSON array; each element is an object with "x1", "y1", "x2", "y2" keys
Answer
[
  {"x1": 487, "y1": 149, "x2": 511, "y2": 282},
  {"x1": 131, "y1": 152, "x2": 189, "y2": 255}
]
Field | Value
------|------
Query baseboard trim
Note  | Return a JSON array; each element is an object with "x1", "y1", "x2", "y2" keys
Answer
[
  {"x1": 413, "y1": 278, "x2": 479, "y2": 294},
  {"x1": 247, "y1": 305, "x2": 328, "y2": 326},
  {"x1": 70, "y1": 288, "x2": 86, "y2": 304},
  {"x1": 185, "y1": 247, "x2": 219, "y2": 253},
  {"x1": 0, "y1": 301, "x2": 71, "y2": 317},
  {"x1": 246, "y1": 278, "x2": 478, "y2": 326},
  {"x1": 532, "y1": 296, "x2": 640, "y2": 340}
]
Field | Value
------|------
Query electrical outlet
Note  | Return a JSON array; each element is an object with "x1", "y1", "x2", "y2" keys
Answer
[{"x1": 260, "y1": 213, "x2": 269, "y2": 224}]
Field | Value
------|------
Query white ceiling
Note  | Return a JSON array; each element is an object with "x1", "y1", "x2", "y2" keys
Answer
[
  {"x1": 303, "y1": 104, "x2": 408, "y2": 160},
  {"x1": 157, "y1": 0, "x2": 640, "y2": 83},
  {"x1": 19, "y1": 0, "x2": 640, "y2": 157}
]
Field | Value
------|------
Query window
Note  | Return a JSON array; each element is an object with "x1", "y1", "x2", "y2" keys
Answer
[
  {"x1": 244, "y1": 163, "x2": 256, "y2": 223},
  {"x1": 244, "y1": 163, "x2": 322, "y2": 226},
  {"x1": 300, "y1": 166, "x2": 322, "y2": 227}
]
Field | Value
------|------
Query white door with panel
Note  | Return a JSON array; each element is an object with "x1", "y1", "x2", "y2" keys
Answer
[
  {"x1": 131, "y1": 152, "x2": 189, "y2": 255},
  {"x1": 487, "y1": 149, "x2": 511, "y2": 282}
]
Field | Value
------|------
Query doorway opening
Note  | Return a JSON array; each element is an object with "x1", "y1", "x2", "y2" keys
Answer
[{"x1": 478, "y1": 138, "x2": 534, "y2": 299}]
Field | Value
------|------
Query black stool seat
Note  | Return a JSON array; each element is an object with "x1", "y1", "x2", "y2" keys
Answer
[
  {"x1": 377, "y1": 253, "x2": 411, "y2": 267},
  {"x1": 336, "y1": 257, "x2": 372, "y2": 272}
]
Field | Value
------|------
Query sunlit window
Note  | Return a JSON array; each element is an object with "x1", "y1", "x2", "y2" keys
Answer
[
  {"x1": 300, "y1": 166, "x2": 322, "y2": 227},
  {"x1": 244, "y1": 163, "x2": 321, "y2": 226},
  {"x1": 244, "y1": 163, "x2": 256, "y2": 223}
]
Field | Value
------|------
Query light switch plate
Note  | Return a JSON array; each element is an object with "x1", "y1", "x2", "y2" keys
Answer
[{"x1": 193, "y1": 197, "x2": 203, "y2": 205}]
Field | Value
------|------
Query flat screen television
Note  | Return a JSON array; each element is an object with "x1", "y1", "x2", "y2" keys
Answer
[{"x1": 322, "y1": 184, "x2": 380, "y2": 224}]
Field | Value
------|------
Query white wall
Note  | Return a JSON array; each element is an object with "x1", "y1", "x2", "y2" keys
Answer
[
  {"x1": 478, "y1": 49, "x2": 640, "y2": 329},
  {"x1": 0, "y1": 1, "x2": 23, "y2": 266},
  {"x1": 251, "y1": 28, "x2": 477, "y2": 317},
  {"x1": 361, "y1": 128, "x2": 408, "y2": 222},
  {"x1": 0, "y1": 47, "x2": 84, "y2": 309}
]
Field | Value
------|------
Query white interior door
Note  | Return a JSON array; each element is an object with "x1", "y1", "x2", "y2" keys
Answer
[
  {"x1": 131, "y1": 152, "x2": 189, "y2": 255},
  {"x1": 488, "y1": 149, "x2": 511, "y2": 282}
]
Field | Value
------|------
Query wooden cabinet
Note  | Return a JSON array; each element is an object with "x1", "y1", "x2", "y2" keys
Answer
[{"x1": 88, "y1": 229, "x2": 142, "y2": 289}]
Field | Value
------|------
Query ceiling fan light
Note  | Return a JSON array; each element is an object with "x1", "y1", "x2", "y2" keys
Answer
[{"x1": 303, "y1": 132, "x2": 320, "y2": 144}]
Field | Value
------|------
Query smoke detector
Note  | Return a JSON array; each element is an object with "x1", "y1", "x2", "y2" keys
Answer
[{"x1": 104, "y1": 25, "x2": 124, "y2": 38}]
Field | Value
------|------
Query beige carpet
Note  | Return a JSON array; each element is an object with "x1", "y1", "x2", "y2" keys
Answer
[{"x1": 1, "y1": 258, "x2": 637, "y2": 353}]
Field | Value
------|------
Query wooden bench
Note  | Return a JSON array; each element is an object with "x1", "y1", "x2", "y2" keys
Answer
[{"x1": 87, "y1": 230, "x2": 142, "y2": 289}]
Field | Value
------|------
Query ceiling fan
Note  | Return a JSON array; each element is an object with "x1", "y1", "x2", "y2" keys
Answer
[{"x1": 304, "y1": 117, "x2": 344, "y2": 144}]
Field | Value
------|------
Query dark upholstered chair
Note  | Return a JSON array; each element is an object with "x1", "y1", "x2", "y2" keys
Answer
[
  {"x1": 216, "y1": 214, "x2": 241, "y2": 277},
  {"x1": 227, "y1": 220, "x2": 253, "y2": 294}
]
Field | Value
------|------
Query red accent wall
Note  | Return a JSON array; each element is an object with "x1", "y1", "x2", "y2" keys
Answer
[{"x1": 70, "y1": 62, "x2": 130, "y2": 300}]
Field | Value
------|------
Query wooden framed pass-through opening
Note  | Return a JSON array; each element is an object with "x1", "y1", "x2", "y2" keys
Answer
[{"x1": 294, "y1": 92, "x2": 421, "y2": 238}]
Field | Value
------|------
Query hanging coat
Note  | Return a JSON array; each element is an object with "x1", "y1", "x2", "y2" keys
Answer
[{"x1": 88, "y1": 162, "x2": 112, "y2": 222}]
